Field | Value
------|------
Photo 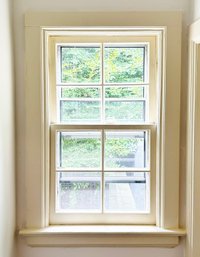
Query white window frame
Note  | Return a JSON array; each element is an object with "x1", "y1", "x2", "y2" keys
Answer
[
  {"x1": 186, "y1": 18, "x2": 200, "y2": 257},
  {"x1": 49, "y1": 34, "x2": 157, "y2": 225},
  {"x1": 20, "y1": 11, "x2": 185, "y2": 247}
]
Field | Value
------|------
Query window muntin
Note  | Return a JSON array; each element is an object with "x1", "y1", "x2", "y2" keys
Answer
[
  {"x1": 54, "y1": 129, "x2": 150, "y2": 214},
  {"x1": 57, "y1": 85, "x2": 147, "y2": 124},
  {"x1": 49, "y1": 35, "x2": 157, "y2": 224}
]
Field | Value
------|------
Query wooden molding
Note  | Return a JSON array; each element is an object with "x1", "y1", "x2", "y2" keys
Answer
[
  {"x1": 186, "y1": 18, "x2": 200, "y2": 257},
  {"x1": 19, "y1": 225, "x2": 185, "y2": 247}
]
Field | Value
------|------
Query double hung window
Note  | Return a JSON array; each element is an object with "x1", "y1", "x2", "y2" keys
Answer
[
  {"x1": 21, "y1": 13, "x2": 183, "y2": 247},
  {"x1": 49, "y1": 34, "x2": 157, "y2": 224}
]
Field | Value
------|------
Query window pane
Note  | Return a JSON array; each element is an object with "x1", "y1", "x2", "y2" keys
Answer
[
  {"x1": 105, "y1": 101, "x2": 145, "y2": 123},
  {"x1": 57, "y1": 131, "x2": 101, "y2": 169},
  {"x1": 61, "y1": 87, "x2": 101, "y2": 98},
  {"x1": 104, "y1": 46, "x2": 145, "y2": 83},
  {"x1": 58, "y1": 87, "x2": 101, "y2": 123},
  {"x1": 56, "y1": 172, "x2": 101, "y2": 212},
  {"x1": 60, "y1": 101, "x2": 101, "y2": 123},
  {"x1": 104, "y1": 172, "x2": 150, "y2": 212},
  {"x1": 105, "y1": 86, "x2": 145, "y2": 123},
  {"x1": 105, "y1": 131, "x2": 148, "y2": 169},
  {"x1": 105, "y1": 86, "x2": 145, "y2": 98},
  {"x1": 61, "y1": 46, "x2": 101, "y2": 83}
]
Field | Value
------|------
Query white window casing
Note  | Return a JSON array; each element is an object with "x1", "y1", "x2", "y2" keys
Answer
[
  {"x1": 20, "y1": 11, "x2": 185, "y2": 247},
  {"x1": 186, "y1": 18, "x2": 200, "y2": 257}
]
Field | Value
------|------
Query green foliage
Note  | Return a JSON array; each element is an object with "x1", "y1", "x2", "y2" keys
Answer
[
  {"x1": 60, "y1": 135, "x2": 140, "y2": 169},
  {"x1": 104, "y1": 47, "x2": 144, "y2": 83},
  {"x1": 105, "y1": 87, "x2": 144, "y2": 98},
  {"x1": 61, "y1": 46, "x2": 144, "y2": 84},
  {"x1": 62, "y1": 87, "x2": 100, "y2": 98},
  {"x1": 61, "y1": 47, "x2": 101, "y2": 83},
  {"x1": 62, "y1": 87, "x2": 143, "y2": 99},
  {"x1": 61, "y1": 137, "x2": 101, "y2": 168},
  {"x1": 105, "y1": 137, "x2": 138, "y2": 168}
]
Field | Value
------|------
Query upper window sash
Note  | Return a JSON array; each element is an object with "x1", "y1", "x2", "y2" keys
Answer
[
  {"x1": 56, "y1": 43, "x2": 149, "y2": 85},
  {"x1": 48, "y1": 35, "x2": 157, "y2": 125}
]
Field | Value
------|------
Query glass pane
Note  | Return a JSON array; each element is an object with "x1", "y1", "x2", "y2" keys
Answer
[
  {"x1": 105, "y1": 131, "x2": 148, "y2": 169},
  {"x1": 105, "y1": 86, "x2": 144, "y2": 99},
  {"x1": 104, "y1": 46, "x2": 145, "y2": 83},
  {"x1": 57, "y1": 131, "x2": 101, "y2": 169},
  {"x1": 105, "y1": 87, "x2": 145, "y2": 123},
  {"x1": 105, "y1": 100, "x2": 145, "y2": 123},
  {"x1": 56, "y1": 172, "x2": 101, "y2": 212},
  {"x1": 104, "y1": 172, "x2": 150, "y2": 212},
  {"x1": 61, "y1": 46, "x2": 101, "y2": 83},
  {"x1": 60, "y1": 101, "x2": 101, "y2": 123},
  {"x1": 61, "y1": 87, "x2": 101, "y2": 98},
  {"x1": 58, "y1": 87, "x2": 101, "y2": 123}
]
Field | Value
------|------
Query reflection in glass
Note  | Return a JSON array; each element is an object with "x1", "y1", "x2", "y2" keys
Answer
[
  {"x1": 105, "y1": 101, "x2": 145, "y2": 123},
  {"x1": 105, "y1": 86, "x2": 146, "y2": 123},
  {"x1": 56, "y1": 172, "x2": 101, "y2": 212},
  {"x1": 60, "y1": 100, "x2": 101, "y2": 123},
  {"x1": 104, "y1": 172, "x2": 150, "y2": 212}
]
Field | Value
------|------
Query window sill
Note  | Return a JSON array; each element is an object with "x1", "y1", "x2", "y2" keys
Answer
[{"x1": 19, "y1": 225, "x2": 186, "y2": 247}]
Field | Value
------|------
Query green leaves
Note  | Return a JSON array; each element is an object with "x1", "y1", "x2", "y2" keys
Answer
[
  {"x1": 61, "y1": 46, "x2": 144, "y2": 84},
  {"x1": 62, "y1": 87, "x2": 100, "y2": 98},
  {"x1": 61, "y1": 47, "x2": 101, "y2": 83},
  {"x1": 104, "y1": 47, "x2": 144, "y2": 83}
]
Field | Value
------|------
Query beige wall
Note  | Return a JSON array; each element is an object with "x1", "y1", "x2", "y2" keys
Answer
[
  {"x1": 0, "y1": 0, "x2": 16, "y2": 257},
  {"x1": 14, "y1": 0, "x2": 190, "y2": 256}
]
